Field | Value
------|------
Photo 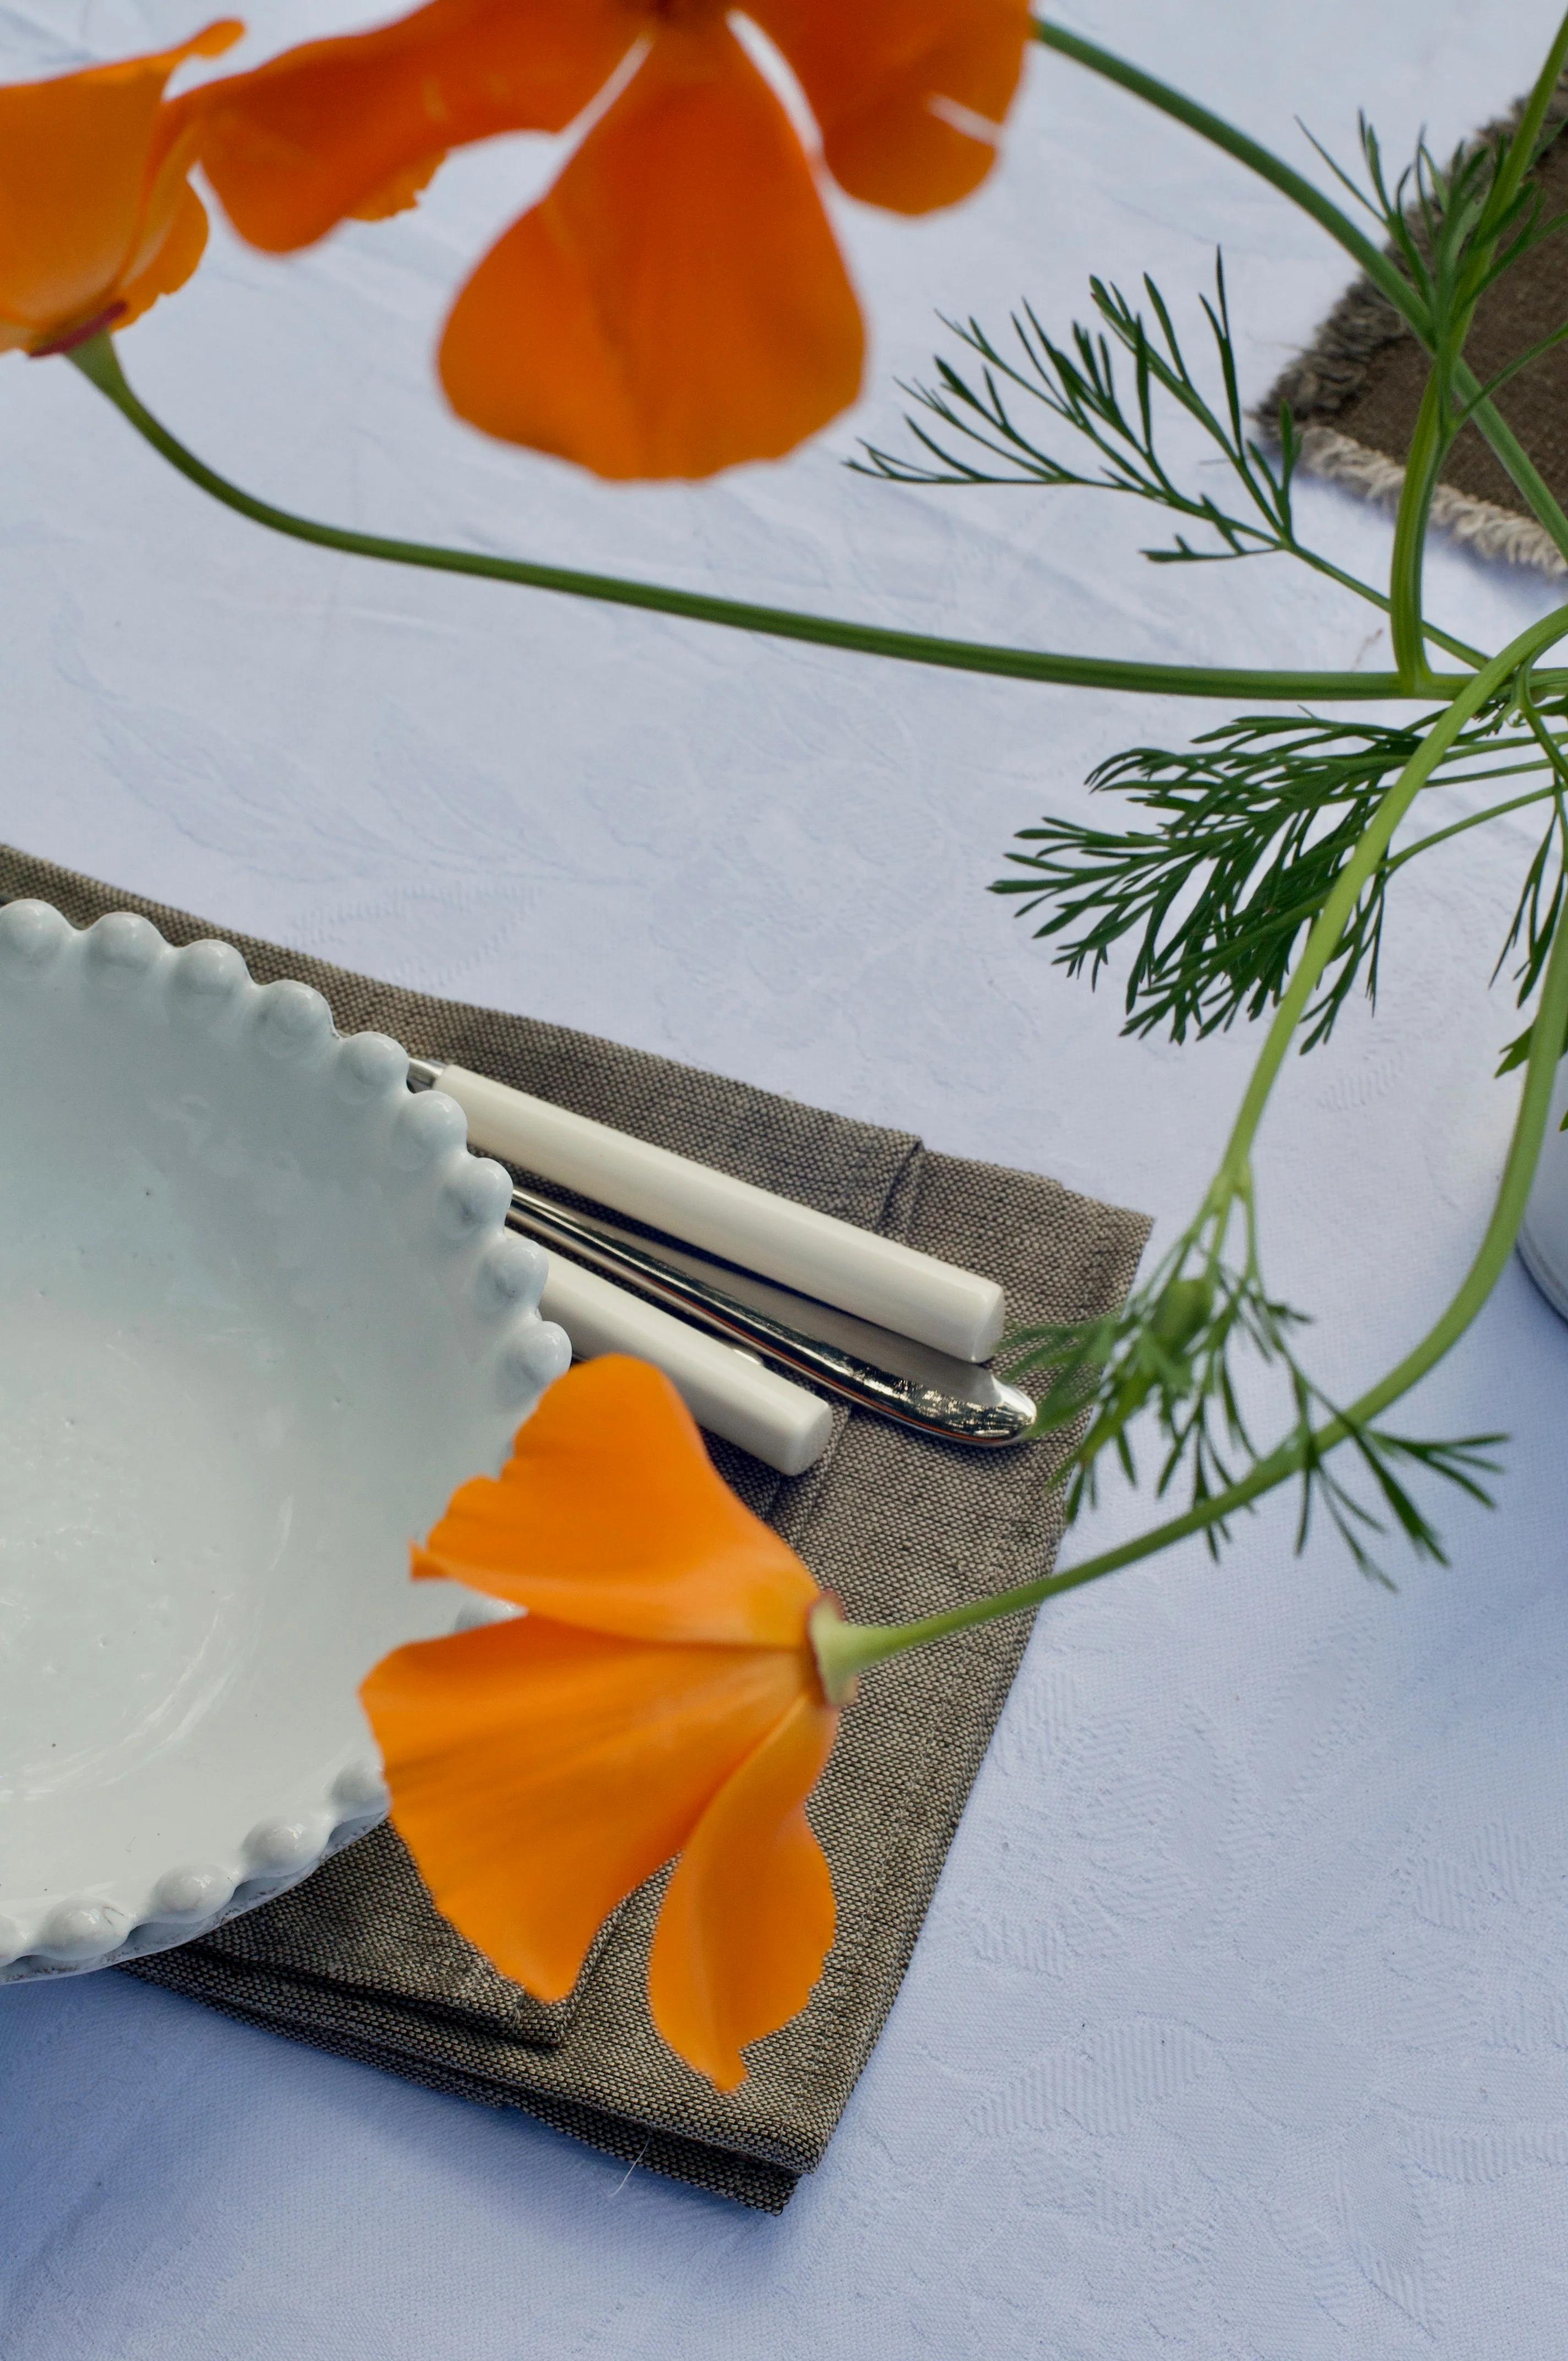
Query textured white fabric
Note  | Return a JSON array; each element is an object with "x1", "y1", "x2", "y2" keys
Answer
[{"x1": 4, "y1": 1, "x2": 1568, "y2": 2351}]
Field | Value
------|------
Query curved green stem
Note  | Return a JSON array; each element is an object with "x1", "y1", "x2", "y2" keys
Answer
[
  {"x1": 1031, "y1": 20, "x2": 1400, "y2": 301},
  {"x1": 1491, "y1": 8, "x2": 1568, "y2": 219},
  {"x1": 1033, "y1": 14, "x2": 1568, "y2": 570},
  {"x1": 1216, "y1": 604, "x2": 1568, "y2": 1187},
  {"x1": 65, "y1": 334, "x2": 1477, "y2": 706},
  {"x1": 1389, "y1": 779, "x2": 1560, "y2": 872},
  {"x1": 1389, "y1": 378, "x2": 1447, "y2": 690},
  {"x1": 816, "y1": 599, "x2": 1568, "y2": 1697},
  {"x1": 818, "y1": 812, "x2": 1568, "y2": 1693},
  {"x1": 1290, "y1": 539, "x2": 1485, "y2": 669},
  {"x1": 1386, "y1": 12, "x2": 1568, "y2": 683},
  {"x1": 1448, "y1": 388, "x2": 1568, "y2": 567}
]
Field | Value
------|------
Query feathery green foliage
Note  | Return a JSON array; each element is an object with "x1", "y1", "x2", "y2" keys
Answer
[
  {"x1": 994, "y1": 706, "x2": 1568, "y2": 1051},
  {"x1": 854, "y1": 20, "x2": 1568, "y2": 1583}
]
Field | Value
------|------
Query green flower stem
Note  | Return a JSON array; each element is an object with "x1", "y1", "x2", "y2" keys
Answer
[
  {"x1": 66, "y1": 333, "x2": 1482, "y2": 706},
  {"x1": 1288, "y1": 542, "x2": 1485, "y2": 670},
  {"x1": 1385, "y1": 12, "x2": 1568, "y2": 688},
  {"x1": 818, "y1": 781, "x2": 1568, "y2": 1695},
  {"x1": 1389, "y1": 378, "x2": 1447, "y2": 692},
  {"x1": 1031, "y1": 20, "x2": 1396, "y2": 297},
  {"x1": 1215, "y1": 604, "x2": 1568, "y2": 1194},
  {"x1": 1436, "y1": 69, "x2": 1568, "y2": 562},
  {"x1": 1491, "y1": 8, "x2": 1568, "y2": 219},
  {"x1": 1033, "y1": 14, "x2": 1568, "y2": 569},
  {"x1": 1388, "y1": 779, "x2": 1561, "y2": 872},
  {"x1": 815, "y1": 600, "x2": 1568, "y2": 1698},
  {"x1": 1458, "y1": 401, "x2": 1568, "y2": 567}
]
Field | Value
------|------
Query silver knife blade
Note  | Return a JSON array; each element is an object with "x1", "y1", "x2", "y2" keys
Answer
[{"x1": 503, "y1": 1184, "x2": 1036, "y2": 1448}]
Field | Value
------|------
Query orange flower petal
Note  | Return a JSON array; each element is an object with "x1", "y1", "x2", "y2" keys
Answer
[
  {"x1": 0, "y1": 20, "x2": 240, "y2": 342},
  {"x1": 749, "y1": 0, "x2": 1031, "y2": 214},
  {"x1": 361, "y1": 1612, "x2": 809, "y2": 2001},
  {"x1": 347, "y1": 150, "x2": 447, "y2": 225},
  {"x1": 648, "y1": 1691, "x2": 839, "y2": 2090},
  {"x1": 117, "y1": 180, "x2": 211, "y2": 332},
  {"x1": 413, "y1": 1357, "x2": 821, "y2": 1647},
  {"x1": 437, "y1": 20, "x2": 864, "y2": 478},
  {"x1": 122, "y1": 47, "x2": 237, "y2": 306},
  {"x1": 188, "y1": 0, "x2": 631, "y2": 254}
]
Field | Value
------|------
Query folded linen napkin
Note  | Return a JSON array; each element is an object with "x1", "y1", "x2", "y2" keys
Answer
[
  {"x1": 0, "y1": 842, "x2": 1149, "y2": 2212},
  {"x1": 1265, "y1": 78, "x2": 1568, "y2": 575}
]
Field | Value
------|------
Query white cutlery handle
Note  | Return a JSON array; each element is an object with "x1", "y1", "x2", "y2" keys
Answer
[
  {"x1": 439, "y1": 1064, "x2": 1005, "y2": 1363},
  {"x1": 537, "y1": 1253, "x2": 834, "y2": 1477}
]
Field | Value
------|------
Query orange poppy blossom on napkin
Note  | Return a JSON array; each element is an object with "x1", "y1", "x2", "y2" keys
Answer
[
  {"x1": 360, "y1": 1354, "x2": 845, "y2": 2090},
  {"x1": 0, "y1": 21, "x2": 243, "y2": 358},
  {"x1": 182, "y1": 0, "x2": 1032, "y2": 477}
]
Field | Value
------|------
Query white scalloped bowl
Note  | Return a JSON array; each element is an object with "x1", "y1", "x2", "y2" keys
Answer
[{"x1": 0, "y1": 902, "x2": 571, "y2": 1981}]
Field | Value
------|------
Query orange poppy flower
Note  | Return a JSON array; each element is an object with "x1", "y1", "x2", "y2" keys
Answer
[
  {"x1": 186, "y1": 0, "x2": 1031, "y2": 478},
  {"x1": 0, "y1": 21, "x2": 242, "y2": 358},
  {"x1": 360, "y1": 1354, "x2": 842, "y2": 2090}
]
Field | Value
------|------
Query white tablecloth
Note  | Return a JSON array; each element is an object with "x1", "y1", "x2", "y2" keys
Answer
[{"x1": 5, "y1": 4, "x2": 1568, "y2": 2352}]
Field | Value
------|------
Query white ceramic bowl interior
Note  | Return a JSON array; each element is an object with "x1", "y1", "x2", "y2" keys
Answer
[{"x1": 0, "y1": 902, "x2": 570, "y2": 1979}]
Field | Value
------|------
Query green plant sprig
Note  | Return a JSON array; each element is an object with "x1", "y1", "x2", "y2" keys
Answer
[
  {"x1": 1373, "y1": 111, "x2": 1568, "y2": 683},
  {"x1": 1032, "y1": 13, "x2": 1568, "y2": 578},
  {"x1": 993, "y1": 707, "x2": 1567, "y2": 1049},
  {"x1": 1008, "y1": 1187, "x2": 1500, "y2": 1584},
  {"x1": 999, "y1": 607, "x2": 1568, "y2": 1601},
  {"x1": 817, "y1": 605, "x2": 1568, "y2": 1694},
  {"x1": 854, "y1": 259, "x2": 1485, "y2": 670}
]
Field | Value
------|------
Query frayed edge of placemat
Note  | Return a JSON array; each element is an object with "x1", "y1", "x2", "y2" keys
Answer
[
  {"x1": 1256, "y1": 74, "x2": 1568, "y2": 580},
  {"x1": 1292, "y1": 423, "x2": 1568, "y2": 578}
]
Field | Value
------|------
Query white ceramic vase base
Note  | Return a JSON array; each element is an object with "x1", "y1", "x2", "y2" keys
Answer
[{"x1": 1518, "y1": 1059, "x2": 1568, "y2": 1323}]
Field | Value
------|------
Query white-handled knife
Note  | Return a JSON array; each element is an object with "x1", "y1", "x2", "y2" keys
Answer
[
  {"x1": 536, "y1": 1253, "x2": 834, "y2": 1475},
  {"x1": 410, "y1": 1059, "x2": 1005, "y2": 1361}
]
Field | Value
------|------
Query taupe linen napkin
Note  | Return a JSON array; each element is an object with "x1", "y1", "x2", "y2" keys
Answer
[
  {"x1": 1265, "y1": 80, "x2": 1568, "y2": 574},
  {"x1": 0, "y1": 842, "x2": 1149, "y2": 2212}
]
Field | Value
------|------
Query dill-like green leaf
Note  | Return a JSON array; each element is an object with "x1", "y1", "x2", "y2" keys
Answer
[
  {"x1": 1004, "y1": 1220, "x2": 1502, "y2": 1586},
  {"x1": 995, "y1": 709, "x2": 1564, "y2": 1050},
  {"x1": 853, "y1": 257, "x2": 1308, "y2": 569}
]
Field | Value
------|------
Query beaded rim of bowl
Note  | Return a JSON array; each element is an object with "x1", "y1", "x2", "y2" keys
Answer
[{"x1": 0, "y1": 901, "x2": 570, "y2": 1979}]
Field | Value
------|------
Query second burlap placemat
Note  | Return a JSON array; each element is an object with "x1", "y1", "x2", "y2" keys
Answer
[
  {"x1": 1266, "y1": 79, "x2": 1568, "y2": 574},
  {"x1": 0, "y1": 842, "x2": 1150, "y2": 2212}
]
